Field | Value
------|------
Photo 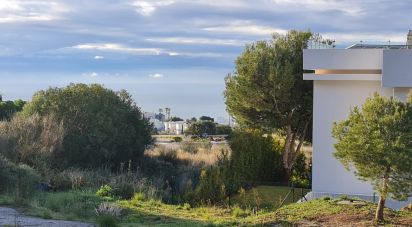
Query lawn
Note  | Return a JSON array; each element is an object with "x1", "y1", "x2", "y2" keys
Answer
[{"x1": 1, "y1": 189, "x2": 411, "y2": 226}]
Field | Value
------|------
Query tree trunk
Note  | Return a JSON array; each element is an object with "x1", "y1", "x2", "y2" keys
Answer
[
  {"x1": 375, "y1": 170, "x2": 389, "y2": 223},
  {"x1": 375, "y1": 196, "x2": 385, "y2": 222},
  {"x1": 282, "y1": 117, "x2": 311, "y2": 181}
]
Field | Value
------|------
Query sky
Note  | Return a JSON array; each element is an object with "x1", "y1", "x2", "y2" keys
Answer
[{"x1": 1, "y1": 0, "x2": 412, "y2": 119}]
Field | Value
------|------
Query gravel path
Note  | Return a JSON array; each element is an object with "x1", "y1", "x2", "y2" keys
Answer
[{"x1": 0, "y1": 207, "x2": 94, "y2": 227}]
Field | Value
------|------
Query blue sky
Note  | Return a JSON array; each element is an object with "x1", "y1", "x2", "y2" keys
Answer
[{"x1": 0, "y1": 0, "x2": 411, "y2": 119}]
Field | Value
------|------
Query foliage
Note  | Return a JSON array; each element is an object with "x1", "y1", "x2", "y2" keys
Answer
[
  {"x1": 290, "y1": 153, "x2": 311, "y2": 188},
  {"x1": 170, "y1": 117, "x2": 184, "y2": 122},
  {"x1": 224, "y1": 30, "x2": 315, "y2": 178},
  {"x1": 0, "y1": 99, "x2": 26, "y2": 120},
  {"x1": 29, "y1": 190, "x2": 102, "y2": 220},
  {"x1": 186, "y1": 121, "x2": 216, "y2": 136},
  {"x1": 199, "y1": 116, "x2": 214, "y2": 122},
  {"x1": 21, "y1": 83, "x2": 153, "y2": 169},
  {"x1": 172, "y1": 136, "x2": 182, "y2": 142},
  {"x1": 229, "y1": 130, "x2": 284, "y2": 184},
  {"x1": 332, "y1": 93, "x2": 412, "y2": 221},
  {"x1": 0, "y1": 113, "x2": 64, "y2": 172},
  {"x1": 215, "y1": 124, "x2": 232, "y2": 135},
  {"x1": 96, "y1": 185, "x2": 113, "y2": 198},
  {"x1": 96, "y1": 215, "x2": 119, "y2": 227},
  {"x1": 0, "y1": 156, "x2": 41, "y2": 202}
]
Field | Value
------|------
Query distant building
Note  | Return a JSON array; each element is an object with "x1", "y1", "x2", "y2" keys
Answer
[
  {"x1": 144, "y1": 111, "x2": 165, "y2": 131},
  {"x1": 164, "y1": 121, "x2": 188, "y2": 135}
]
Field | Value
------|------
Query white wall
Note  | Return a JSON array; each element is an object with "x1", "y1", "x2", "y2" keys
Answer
[
  {"x1": 312, "y1": 80, "x2": 393, "y2": 195},
  {"x1": 383, "y1": 50, "x2": 412, "y2": 87},
  {"x1": 304, "y1": 49, "x2": 383, "y2": 70}
]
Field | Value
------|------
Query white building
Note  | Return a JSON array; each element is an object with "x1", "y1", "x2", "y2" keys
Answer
[
  {"x1": 304, "y1": 33, "x2": 412, "y2": 209},
  {"x1": 164, "y1": 121, "x2": 188, "y2": 135}
]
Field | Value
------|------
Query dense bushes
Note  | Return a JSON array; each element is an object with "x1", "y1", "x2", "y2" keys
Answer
[
  {"x1": 20, "y1": 83, "x2": 153, "y2": 169},
  {"x1": 0, "y1": 114, "x2": 64, "y2": 172},
  {"x1": 229, "y1": 130, "x2": 284, "y2": 184},
  {"x1": 0, "y1": 157, "x2": 40, "y2": 201},
  {"x1": 186, "y1": 121, "x2": 216, "y2": 136},
  {"x1": 0, "y1": 99, "x2": 25, "y2": 120}
]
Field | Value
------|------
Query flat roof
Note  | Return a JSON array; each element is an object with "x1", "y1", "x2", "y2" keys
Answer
[{"x1": 346, "y1": 44, "x2": 410, "y2": 49}]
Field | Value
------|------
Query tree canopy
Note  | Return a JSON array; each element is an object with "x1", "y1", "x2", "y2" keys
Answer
[
  {"x1": 199, "y1": 116, "x2": 214, "y2": 122},
  {"x1": 332, "y1": 93, "x2": 412, "y2": 222},
  {"x1": 186, "y1": 121, "x2": 216, "y2": 136},
  {"x1": 21, "y1": 83, "x2": 153, "y2": 169},
  {"x1": 0, "y1": 99, "x2": 26, "y2": 120},
  {"x1": 224, "y1": 30, "x2": 314, "y2": 178}
]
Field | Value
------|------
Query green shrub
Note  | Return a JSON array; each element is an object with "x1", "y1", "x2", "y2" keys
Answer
[
  {"x1": 183, "y1": 202, "x2": 191, "y2": 210},
  {"x1": 38, "y1": 191, "x2": 102, "y2": 218},
  {"x1": 96, "y1": 215, "x2": 119, "y2": 227},
  {"x1": 232, "y1": 206, "x2": 247, "y2": 218},
  {"x1": 21, "y1": 84, "x2": 153, "y2": 169},
  {"x1": 290, "y1": 153, "x2": 311, "y2": 188},
  {"x1": 172, "y1": 137, "x2": 182, "y2": 142},
  {"x1": 0, "y1": 157, "x2": 41, "y2": 202},
  {"x1": 112, "y1": 182, "x2": 134, "y2": 199},
  {"x1": 130, "y1": 192, "x2": 145, "y2": 206},
  {"x1": 96, "y1": 185, "x2": 113, "y2": 198},
  {"x1": 229, "y1": 130, "x2": 284, "y2": 184},
  {"x1": 49, "y1": 171, "x2": 72, "y2": 191}
]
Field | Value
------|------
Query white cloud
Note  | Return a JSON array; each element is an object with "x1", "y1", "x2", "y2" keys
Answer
[
  {"x1": 131, "y1": 0, "x2": 175, "y2": 16},
  {"x1": 0, "y1": 1, "x2": 69, "y2": 23},
  {"x1": 146, "y1": 37, "x2": 248, "y2": 46},
  {"x1": 94, "y1": 55, "x2": 104, "y2": 60},
  {"x1": 82, "y1": 72, "x2": 99, "y2": 77},
  {"x1": 149, "y1": 73, "x2": 164, "y2": 78},
  {"x1": 72, "y1": 43, "x2": 163, "y2": 55},
  {"x1": 271, "y1": 0, "x2": 363, "y2": 16},
  {"x1": 203, "y1": 20, "x2": 287, "y2": 36},
  {"x1": 67, "y1": 43, "x2": 225, "y2": 58}
]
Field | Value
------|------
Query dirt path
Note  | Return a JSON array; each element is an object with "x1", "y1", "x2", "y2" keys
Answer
[{"x1": 0, "y1": 207, "x2": 94, "y2": 227}]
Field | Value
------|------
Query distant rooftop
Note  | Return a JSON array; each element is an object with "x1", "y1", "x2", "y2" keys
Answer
[{"x1": 346, "y1": 44, "x2": 411, "y2": 49}]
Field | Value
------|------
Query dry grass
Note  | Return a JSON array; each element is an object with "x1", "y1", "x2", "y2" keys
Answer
[{"x1": 145, "y1": 143, "x2": 230, "y2": 167}]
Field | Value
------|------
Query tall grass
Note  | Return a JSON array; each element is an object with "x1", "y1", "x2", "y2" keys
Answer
[{"x1": 146, "y1": 143, "x2": 230, "y2": 167}]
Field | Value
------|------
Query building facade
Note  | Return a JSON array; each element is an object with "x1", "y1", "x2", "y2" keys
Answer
[{"x1": 304, "y1": 38, "x2": 412, "y2": 209}]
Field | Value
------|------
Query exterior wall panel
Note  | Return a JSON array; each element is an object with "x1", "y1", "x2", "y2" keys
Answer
[{"x1": 303, "y1": 49, "x2": 383, "y2": 70}]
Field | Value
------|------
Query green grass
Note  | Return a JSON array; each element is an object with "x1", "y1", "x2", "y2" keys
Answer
[
  {"x1": 231, "y1": 185, "x2": 310, "y2": 209},
  {"x1": 1, "y1": 190, "x2": 411, "y2": 226},
  {"x1": 276, "y1": 198, "x2": 412, "y2": 226}
]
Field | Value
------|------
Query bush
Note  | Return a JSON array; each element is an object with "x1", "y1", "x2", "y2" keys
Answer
[
  {"x1": 0, "y1": 114, "x2": 64, "y2": 172},
  {"x1": 229, "y1": 130, "x2": 284, "y2": 184},
  {"x1": 21, "y1": 83, "x2": 153, "y2": 169},
  {"x1": 215, "y1": 125, "x2": 232, "y2": 135},
  {"x1": 0, "y1": 157, "x2": 41, "y2": 202},
  {"x1": 290, "y1": 153, "x2": 311, "y2": 188},
  {"x1": 172, "y1": 136, "x2": 182, "y2": 142},
  {"x1": 186, "y1": 121, "x2": 216, "y2": 136},
  {"x1": 39, "y1": 191, "x2": 102, "y2": 218},
  {"x1": 96, "y1": 185, "x2": 113, "y2": 198},
  {"x1": 48, "y1": 171, "x2": 72, "y2": 191},
  {"x1": 96, "y1": 215, "x2": 119, "y2": 227},
  {"x1": 112, "y1": 182, "x2": 134, "y2": 199}
]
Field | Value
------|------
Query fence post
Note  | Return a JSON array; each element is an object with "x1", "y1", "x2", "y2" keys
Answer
[
  {"x1": 301, "y1": 188, "x2": 304, "y2": 199},
  {"x1": 373, "y1": 192, "x2": 376, "y2": 203},
  {"x1": 292, "y1": 183, "x2": 295, "y2": 202}
]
